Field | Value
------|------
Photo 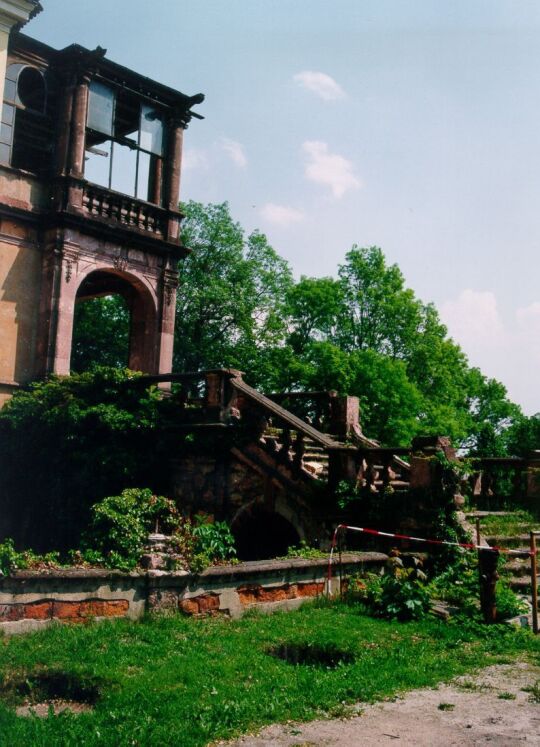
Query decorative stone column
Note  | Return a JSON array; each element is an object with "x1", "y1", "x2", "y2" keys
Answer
[
  {"x1": 156, "y1": 265, "x2": 178, "y2": 375},
  {"x1": 164, "y1": 111, "x2": 186, "y2": 242},
  {"x1": 34, "y1": 236, "x2": 79, "y2": 377}
]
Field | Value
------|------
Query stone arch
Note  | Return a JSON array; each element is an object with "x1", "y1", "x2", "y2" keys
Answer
[
  {"x1": 36, "y1": 235, "x2": 178, "y2": 379},
  {"x1": 230, "y1": 497, "x2": 307, "y2": 561},
  {"x1": 73, "y1": 267, "x2": 158, "y2": 372}
]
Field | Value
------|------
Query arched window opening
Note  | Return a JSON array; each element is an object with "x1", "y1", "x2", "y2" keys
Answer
[
  {"x1": 0, "y1": 64, "x2": 52, "y2": 173},
  {"x1": 231, "y1": 505, "x2": 300, "y2": 561},
  {"x1": 17, "y1": 66, "x2": 46, "y2": 112}
]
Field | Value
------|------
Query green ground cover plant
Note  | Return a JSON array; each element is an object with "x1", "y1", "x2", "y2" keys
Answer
[
  {"x1": 0, "y1": 605, "x2": 538, "y2": 746},
  {"x1": 477, "y1": 510, "x2": 540, "y2": 537}
]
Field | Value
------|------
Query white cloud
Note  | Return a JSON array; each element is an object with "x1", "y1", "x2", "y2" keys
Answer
[
  {"x1": 293, "y1": 71, "x2": 346, "y2": 101},
  {"x1": 260, "y1": 203, "x2": 305, "y2": 227},
  {"x1": 440, "y1": 289, "x2": 540, "y2": 414},
  {"x1": 516, "y1": 301, "x2": 540, "y2": 328},
  {"x1": 440, "y1": 289, "x2": 505, "y2": 348},
  {"x1": 182, "y1": 148, "x2": 210, "y2": 171},
  {"x1": 302, "y1": 140, "x2": 361, "y2": 198},
  {"x1": 219, "y1": 138, "x2": 247, "y2": 168}
]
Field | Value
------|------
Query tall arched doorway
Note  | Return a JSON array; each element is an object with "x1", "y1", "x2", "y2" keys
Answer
[{"x1": 71, "y1": 269, "x2": 157, "y2": 373}]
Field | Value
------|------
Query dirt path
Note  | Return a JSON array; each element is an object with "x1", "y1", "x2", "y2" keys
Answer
[{"x1": 222, "y1": 661, "x2": 540, "y2": 746}]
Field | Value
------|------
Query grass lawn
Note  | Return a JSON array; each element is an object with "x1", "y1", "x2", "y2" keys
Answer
[{"x1": 1, "y1": 602, "x2": 539, "y2": 746}]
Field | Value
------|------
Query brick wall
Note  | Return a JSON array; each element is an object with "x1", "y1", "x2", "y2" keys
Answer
[{"x1": 0, "y1": 553, "x2": 387, "y2": 635}]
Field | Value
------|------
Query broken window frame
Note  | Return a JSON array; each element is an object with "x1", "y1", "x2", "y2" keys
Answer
[
  {"x1": 0, "y1": 63, "x2": 51, "y2": 172},
  {"x1": 84, "y1": 79, "x2": 166, "y2": 205}
]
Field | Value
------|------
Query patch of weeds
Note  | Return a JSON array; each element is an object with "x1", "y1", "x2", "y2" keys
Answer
[
  {"x1": 346, "y1": 552, "x2": 430, "y2": 621},
  {"x1": 522, "y1": 680, "x2": 540, "y2": 703},
  {"x1": 456, "y1": 680, "x2": 494, "y2": 692},
  {"x1": 498, "y1": 692, "x2": 516, "y2": 700},
  {"x1": 438, "y1": 702, "x2": 455, "y2": 711},
  {"x1": 280, "y1": 541, "x2": 328, "y2": 560}
]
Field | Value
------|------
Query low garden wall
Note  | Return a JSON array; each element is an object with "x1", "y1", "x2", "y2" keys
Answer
[{"x1": 0, "y1": 552, "x2": 387, "y2": 635}]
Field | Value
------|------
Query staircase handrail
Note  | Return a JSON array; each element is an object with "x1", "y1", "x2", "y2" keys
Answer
[{"x1": 230, "y1": 376, "x2": 342, "y2": 450}]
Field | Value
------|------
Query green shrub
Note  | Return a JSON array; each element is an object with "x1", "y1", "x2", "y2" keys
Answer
[
  {"x1": 192, "y1": 515, "x2": 237, "y2": 562},
  {"x1": 81, "y1": 488, "x2": 179, "y2": 570},
  {"x1": 0, "y1": 539, "x2": 61, "y2": 575},
  {"x1": 348, "y1": 554, "x2": 430, "y2": 621},
  {"x1": 0, "y1": 367, "x2": 165, "y2": 551},
  {"x1": 495, "y1": 583, "x2": 527, "y2": 621}
]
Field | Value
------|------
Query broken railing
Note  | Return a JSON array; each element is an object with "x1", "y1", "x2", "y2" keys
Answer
[{"x1": 468, "y1": 456, "x2": 529, "y2": 507}]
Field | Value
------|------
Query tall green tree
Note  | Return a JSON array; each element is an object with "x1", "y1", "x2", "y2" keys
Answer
[{"x1": 174, "y1": 201, "x2": 292, "y2": 380}]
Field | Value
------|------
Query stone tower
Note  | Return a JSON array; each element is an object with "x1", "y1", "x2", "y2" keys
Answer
[{"x1": 0, "y1": 6, "x2": 203, "y2": 405}]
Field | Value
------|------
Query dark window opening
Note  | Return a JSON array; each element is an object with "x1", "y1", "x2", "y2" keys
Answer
[
  {"x1": 84, "y1": 81, "x2": 165, "y2": 204},
  {"x1": 71, "y1": 289, "x2": 131, "y2": 373},
  {"x1": 0, "y1": 63, "x2": 53, "y2": 173},
  {"x1": 231, "y1": 506, "x2": 300, "y2": 561},
  {"x1": 17, "y1": 66, "x2": 46, "y2": 112}
]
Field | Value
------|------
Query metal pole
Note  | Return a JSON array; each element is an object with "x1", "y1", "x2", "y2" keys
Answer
[
  {"x1": 531, "y1": 532, "x2": 538, "y2": 635},
  {"x1": 338, "y1": 531, "x2": 343, "y2": 599}
]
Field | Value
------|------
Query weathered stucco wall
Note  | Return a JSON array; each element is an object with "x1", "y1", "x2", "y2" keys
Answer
[
  {"x1": 0, "y1": 215, "x2": 42, "y2": 402},
  {"x1": 0, "y1": 553, "x2": 387, "y2": 635}
]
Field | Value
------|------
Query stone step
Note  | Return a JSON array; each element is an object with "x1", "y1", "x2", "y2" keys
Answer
[
  {"x1": 504, "y1": 559, "x2": 534, "y2": 576},
  {"x1": 485, "y1": 534, "x2": 532, "y2": 548},
  {"x1": 508, "y1": 576, "x2": 532, "y2": 592}
]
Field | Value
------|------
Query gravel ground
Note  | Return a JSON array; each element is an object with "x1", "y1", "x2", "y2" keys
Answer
[{"x1": 220, "y1": 661, "x2": 540, "y2": 746}]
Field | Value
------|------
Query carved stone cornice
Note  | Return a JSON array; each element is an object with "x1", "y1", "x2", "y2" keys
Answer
[{"x1": 0, "y1": 0, "x2": 41, "y2": 34}]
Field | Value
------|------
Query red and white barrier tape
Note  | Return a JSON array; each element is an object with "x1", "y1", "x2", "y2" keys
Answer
[{"x1": 327, "y1": 523, "x2": 533, "y2": 595}]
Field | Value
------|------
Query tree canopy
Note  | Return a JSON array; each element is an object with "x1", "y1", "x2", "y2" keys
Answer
[{"x1": 70, "y1": 200, "x2": 528, "y2": 452}]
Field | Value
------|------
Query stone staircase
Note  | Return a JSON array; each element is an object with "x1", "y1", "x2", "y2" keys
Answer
[{"x1": 467, "y1": 511, "x2": 539, "y2": 595}]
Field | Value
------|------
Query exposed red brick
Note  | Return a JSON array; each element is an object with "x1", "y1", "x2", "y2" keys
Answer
[
  {"x1": 197, "y1": 594, "x2": 220, "y2": 612},
  {"x1": 0, "y1": 604, "x2": 24, "y2": 622},
  {"x1": 295, "y1": 582, "x2": 324, "y2": 598},
  {"x1": 51, "y1": 599, "x2": 129, "y2": 621},
  {"x1": 23, "y1": 601, "x2": 53, "y2": 620},
  {"x1": 101, "y1": 600, "x2": 129, "y2": 617},
  {"x1": 238, "y1": 584, "x2": 297, "y2": 605},
  {"x1": 52, "y1": 601, "x2": 82, "y2": 620},
  {"x1": 180, "y1": 598, "x2": 199, "y2": 615}
]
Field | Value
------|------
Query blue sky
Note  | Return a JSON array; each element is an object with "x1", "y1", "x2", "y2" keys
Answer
[{"x1": 31, "y1": 1, "x2": 540, "y2": 413}]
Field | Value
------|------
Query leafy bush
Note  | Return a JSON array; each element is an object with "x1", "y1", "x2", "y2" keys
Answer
[
  {"x1": 495, "y1": 582, "x2": 528, "y2": 620},
  {"x1": 0, "y1": 539, "x2": 61, "y2": 575},
  {"x1": 192, "y1": 515, "x2": 237, "y2": 566},
  {"x1": 0, "y1": 367, "x2": 165, "y2": 551},
  {"x1": 348, "y1": 553, "x2": 430, "y2": 621},
  {"x1": 81, "y1": 488, "x2": 179, "y2": 570}
]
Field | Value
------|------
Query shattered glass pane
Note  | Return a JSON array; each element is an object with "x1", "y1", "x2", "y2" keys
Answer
[
  {"x1": 140, "y1": 105, "x2": 163, "y2": 155},
  {"x1": 87, "y1": 81, "x2": 114, "y2": 135}
]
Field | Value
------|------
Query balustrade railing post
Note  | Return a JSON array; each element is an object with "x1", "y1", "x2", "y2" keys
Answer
[
  {"x1": 293, "y1": 432, "x2": 305, "y2": 470},
  {"x1": 526, "y1": 451, "x2": 540, "y2": 503},
  {"x1": 279, "y1": 427, "x2": 292, "y2": 463}
]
